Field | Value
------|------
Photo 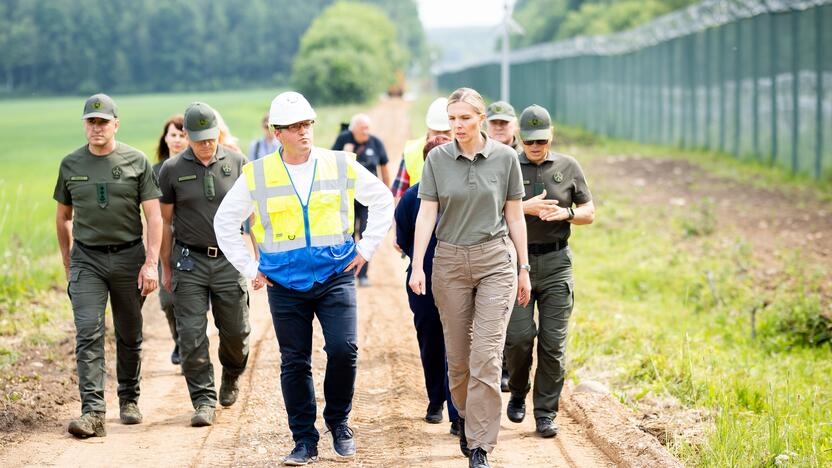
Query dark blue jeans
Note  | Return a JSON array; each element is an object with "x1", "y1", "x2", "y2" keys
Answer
[
  {"x1": 406, "y1": 273, "x2": 458, "y2": 423},
  {"x1": 266, "y1": 271, "x2": 358, "y2": 445}
]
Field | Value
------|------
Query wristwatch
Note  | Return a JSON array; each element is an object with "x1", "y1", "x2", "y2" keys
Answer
[
  {"x1": 566, "y1": 207, "x2": 575, "y2": 221},
  {"x1": 519, "y1": 263, "x2": 531, "y2": 272}
]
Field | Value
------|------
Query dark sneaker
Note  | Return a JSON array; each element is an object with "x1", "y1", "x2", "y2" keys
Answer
[
  {"x1": 219, "y1": 372, "x2": 240, "y2": 407},
  {"x1": 458, "y1": 417, "x2": 470, "y2": 458},
  {"x1": 506, "y1": 395, "x2": 525, "y2": 423},
  {"x1": 282, "y1": 442, "x2": 318, "y2": 466},
  {"x1": 450, "y1": 419, "x2": 460, "y2": 436},
  {"x1": 536, "y1": 416, "x2": 559, "y2": 438},
  {"x1": 469, "y1": 447, "x2": 489, "y2": 467},
  {"x1": 327, "y1": 422, "x2": 356, "y2": 458},
  {"x1": 67, "y1": 412, "x2": 106, "y2": 438},
  {"x1": 171, "y1": 344, "x2": 181, "y2": 365},
  {"x1": 119, "y1": 400, "x2": 143, "y2": 425},
  {"x1": 425, "y1": 403, "x2": 443, "y2": 424},
  {"x1": 500, "y1": 369, "x2": 510, "y2": 393},
  {"x1": 191, "y1": 405, "x2": 215, "y2": 427}
]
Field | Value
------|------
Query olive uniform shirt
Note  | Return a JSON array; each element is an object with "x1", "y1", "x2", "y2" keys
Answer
[
  {"x1": 419, "y1": 134, "x2": 525, "y2": 246},
  {"x1": 158, "y1": 145, "x2": 246, "y2": 247},
  {"x1": 53, "y1": 142, "x2": 161, "y2": 245},
  {"x1": 519, "y1": 151, "x2": 592, "y2": 244}
]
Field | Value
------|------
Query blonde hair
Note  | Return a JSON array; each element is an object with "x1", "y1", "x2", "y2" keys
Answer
[{"x1": 447, "y1": 87, "x2": 486, "y2": 115}]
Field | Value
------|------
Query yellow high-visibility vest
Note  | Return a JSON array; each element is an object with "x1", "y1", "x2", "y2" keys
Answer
[
  {"x1": 243, "y1": 149, "x2": 356, "y2": 253},
  {"x1": 402, "y1": 138, "x2": 426, "y2": 185}
]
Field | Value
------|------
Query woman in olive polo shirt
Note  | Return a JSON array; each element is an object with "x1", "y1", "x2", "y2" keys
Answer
[{"x1": 409, "y1": 87, "x2": 531, "y2": 468}]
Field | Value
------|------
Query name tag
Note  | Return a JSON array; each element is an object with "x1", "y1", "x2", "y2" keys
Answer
[
  {"x1": 178, "y1": 175, "x2": 197, "y2": 182},
  {"x1": 70, "y1": 175, "x2": 89, "y2": 181}
]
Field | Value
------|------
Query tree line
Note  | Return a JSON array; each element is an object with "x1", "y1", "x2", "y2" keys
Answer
[{"x1": 0, "y1": 0, "x2": 424, "y2": 96}]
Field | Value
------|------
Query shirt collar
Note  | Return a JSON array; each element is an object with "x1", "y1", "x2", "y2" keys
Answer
[
  {"x1": 182, "y1": 145, "x2": 225, "y2": 164},
  {"x1": 518, "y1": 150, "x2": 557, "y2": 165},
  {"x1": 453, "y1": 132, "x2": 496, "y2": 160}
]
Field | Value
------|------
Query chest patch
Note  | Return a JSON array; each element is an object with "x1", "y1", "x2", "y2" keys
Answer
[
  {"x1": 111, "y1": 166, "x2": 122, "y2": 179},
  {"x1": 221, "y1": 163, "x2": 232, "y2": 176},
  {"x1": 553, "y1": 171, "x2": 564, "y2": 183},
  {"x1": 70, "y1": 175, "x2": 89, "y2": 182},
  {"x1": 178, "y1": 175, "x2": 197, "y2": 182}
]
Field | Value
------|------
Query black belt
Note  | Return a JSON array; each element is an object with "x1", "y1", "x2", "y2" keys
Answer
[
  {"x1": 75, "y1": 238, "x2": 142, "y2": 254},
  {"x1": 528, "y1": 241, "x2": 568, "y2": 255},
  {"x1": 176, "y1": 239, "x2": 223, "y2": 258}
]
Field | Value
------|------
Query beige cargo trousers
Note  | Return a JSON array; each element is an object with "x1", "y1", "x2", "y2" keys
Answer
[{"x1": 432, "y1": 236, "x2": 517, "y2": 453}]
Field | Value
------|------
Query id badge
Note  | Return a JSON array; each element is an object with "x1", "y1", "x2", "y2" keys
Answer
[
  {"x1": 533, "y1": 182, "x2": 546, "y2": 197},
  {"x1": 203, "y1": 173, "x2": 215, "y2": 201},
  {"x1": 176, "y1": 247, "x2": 194, "y2": 271}
]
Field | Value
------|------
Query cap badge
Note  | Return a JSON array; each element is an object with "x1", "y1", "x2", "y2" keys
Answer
[
  {"x1": 530, "y1": 118, "x2": 541, "y2": 126},
  {"x1": 493, "y1": 105, "x2": 502, "y2": 112},
  {"x1": 222, "y1": 163, "x2": 232, "y2": 176},
  {"x1": 199, "y1": 118, "x2": 208, "y2": 126},
  {"x1": 112, "y1": 166, "x2": 122, "y2": 179},
  {"x1": 553, "y1": 171, "x2": 563, "y2": 183},
  {"x1": 93, "y1": 101, "x2": 102, "y2": 109}
]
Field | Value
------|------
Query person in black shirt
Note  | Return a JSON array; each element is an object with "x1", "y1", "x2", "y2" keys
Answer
[{"x1": 332, "y1": 113, "x2": 390, "y2": 286}]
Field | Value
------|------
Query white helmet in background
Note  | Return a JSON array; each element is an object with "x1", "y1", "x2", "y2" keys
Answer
[
  {"x1": 425, "y1": 97, "x2": 450, "y2": 131},
  {"x1": 269, "y1": 91, "x2": 317, "y2": 126}
]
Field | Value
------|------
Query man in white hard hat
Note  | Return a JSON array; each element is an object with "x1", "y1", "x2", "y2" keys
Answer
[
  {"x1": 214, "y1": 91, "x2": 393, "y2": 465},
  {"x1": 390, "y1": 97, "x2": 452, "y2": 202}
]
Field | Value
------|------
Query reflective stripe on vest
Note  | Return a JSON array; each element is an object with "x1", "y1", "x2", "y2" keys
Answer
[
  {"x1": 403, "y1": 138, "x2": 426, "y2": 185},
  {"x1": 244, "y1": 150, "x2": 356, "y2": 253}
]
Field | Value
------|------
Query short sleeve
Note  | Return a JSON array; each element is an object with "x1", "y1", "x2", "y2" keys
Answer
[
  {"x1": 331, "y1": 132, "x2": 348, "y2": 151},
  {"x1": 53, "y1": 163, "x2": 71, "y2": 205},
  {"x1": 506, "y1": 154, "x2": 525, "y2": 200},
  {"x1": 571, "y1": 160, "x2": 592, "y2": 205},
  {"x1": 158, "y1": 160, "x2": 176, "y2": 204},
  {"x1": 138, "y1": 155, "x2": 162, "y2": 201},
  {"x1": 376, "y1": 138, "x2": 389, "y2": 166},
  {"x1": 417, "y1": 150, "x2": 438, "y2": 202}
]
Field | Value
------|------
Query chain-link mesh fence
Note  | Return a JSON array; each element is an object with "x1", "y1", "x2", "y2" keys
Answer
[{"x1": 436, "y1": 0, "x2": 832, "y2": 178}]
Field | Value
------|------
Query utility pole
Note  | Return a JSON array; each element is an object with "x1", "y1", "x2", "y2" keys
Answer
[{"x1": 500, "y1": 0, "x2": 511, "y2": 102}]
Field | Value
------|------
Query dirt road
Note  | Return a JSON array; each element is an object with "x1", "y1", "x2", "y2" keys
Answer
[{"x1": 0, "y1": 99, "x2": 614, "y2": 467}]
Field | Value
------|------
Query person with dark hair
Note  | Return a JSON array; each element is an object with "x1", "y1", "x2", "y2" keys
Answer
[
  {"x1": 153, "y1": 115, "x2": 188, "y2": 365},
  {"x1": 394, "y1": 135, "x2": 459, "y2": 436},
  {"x1": 409, "y1": 87, "x2": 531, "y2": 468},
  {"x1": 248, "y1": 113, "x2": 280, "y2": 161}
]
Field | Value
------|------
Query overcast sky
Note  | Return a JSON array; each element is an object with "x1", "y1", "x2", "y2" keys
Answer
[{"x1": 417, "y1": 0, "x2": 508, "y2": 29}]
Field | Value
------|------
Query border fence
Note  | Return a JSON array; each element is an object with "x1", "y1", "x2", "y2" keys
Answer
[{"x1": 435, "y1": 0, "x2": 832, "y2": 178}]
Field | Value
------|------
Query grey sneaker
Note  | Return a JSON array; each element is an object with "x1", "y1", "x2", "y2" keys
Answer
[
  {"x1": 67, "y1": 412, "x2": 106, "y2": 438},
  {"x1": 191, "y1": 405, "x2": 215, "y2": 427},
  {"x1": 535, "y1": 416, "x2": 559, "y2": 438},
  {"x1": 282, "y1": 442, "x2": 318, "y2": 466},
  {"x1": 120, "y1": 400, "x2": 143, "y2": 425},
  {"x1": 219, "y1": 372, "x2": 240, "y2": 407}
]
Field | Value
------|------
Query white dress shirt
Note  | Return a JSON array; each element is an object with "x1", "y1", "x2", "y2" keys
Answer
[{"x1": 215, "y1": 147, "x2": 394, "y2": 280}]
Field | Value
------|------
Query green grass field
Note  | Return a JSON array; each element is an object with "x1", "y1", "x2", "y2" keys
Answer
[{"x1": 0, "y1": 88, "x2": 370, "y2": 328}]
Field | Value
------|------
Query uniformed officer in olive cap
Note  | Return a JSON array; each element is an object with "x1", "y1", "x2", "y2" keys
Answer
[
  {"x1": 486, "y1": 100, "x2": 522, "y2": 153},
  {"x1": 54, "y1": 93, "x2": 163, "y2": 438},
  {"x1": 504, "y1": 104, "x2": 595, "y2": 438},
  {"x1": 158, "y1": 102, "x2": 251, "y2": 427}
]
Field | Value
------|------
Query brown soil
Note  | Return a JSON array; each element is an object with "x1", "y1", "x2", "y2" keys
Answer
[{"x1": 0, "y1": 98, "x2": 622, "y2": 467}]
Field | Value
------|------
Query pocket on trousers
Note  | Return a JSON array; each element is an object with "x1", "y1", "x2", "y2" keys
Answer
[{"x1": 67, "y1": 269, "x2": 81, "y2": 300}]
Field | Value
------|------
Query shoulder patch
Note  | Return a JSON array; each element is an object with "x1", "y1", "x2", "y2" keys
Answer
[
  {"x1": 178, "y1": 175, "x2": 197, "y2": 182},
  {"x1": 70, "y1": 175, "x2": 89, "y2": 181}
]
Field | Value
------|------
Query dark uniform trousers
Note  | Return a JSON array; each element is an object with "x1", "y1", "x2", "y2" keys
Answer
[
  {"x1": 505, "y1": 247, "x2": 574, "y2": 420},
  {"x1": 68, "y1": 242, "x2": 146, "y2": 414},
  {"x1": 171, "y1": 247, "x2": 250, "y2": 408},
  {"x1": 265, "y1": 270, "x2": 358, "y2": 445},
  {"x1": 405, "y1": 272, "x2": 459, "y2": 422},
  {"x1": 158, "y1": 263, "x2": 178, "y2": 345}
]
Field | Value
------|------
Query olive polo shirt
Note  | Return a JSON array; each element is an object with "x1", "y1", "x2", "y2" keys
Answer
[
  {"x1": 519, "y1": 151, "x2": 592, "y2": 245},
  {"x1": 53, "y1": 142, "x2": 161, "y2": 245},
  {"x1": 418, "y1": 134, "x2": 525, "y2": 246},
  {"x1": 158, "y1": 145, "x2": 246, "y2": 247}
]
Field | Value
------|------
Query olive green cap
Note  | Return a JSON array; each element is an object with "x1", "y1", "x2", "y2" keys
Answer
[
  {"x1": 184, "y1": 102, "x2": 219, "y2": 141},
  {"x1": 82, "y1": 94, "x2": 118, "y2": 120},
  {"x1": 486, "y1": 101, "x2": 516, "y2": 122},
  {"x1": 519, "y1": 104, "x2": 552, "y2": 141}
]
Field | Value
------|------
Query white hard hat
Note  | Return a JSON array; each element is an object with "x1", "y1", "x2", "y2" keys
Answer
[
  {"x1": 425, "y1": 97, "x2": 450, "y2": 131},
  {"x1": 269, "y1": 91, "x2": 317, "y2": 126}
]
